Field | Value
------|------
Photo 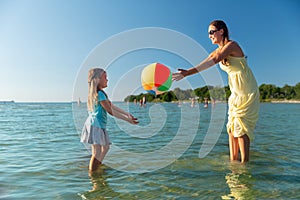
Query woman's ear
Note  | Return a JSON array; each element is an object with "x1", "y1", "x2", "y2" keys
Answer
[{"x1": 219, "y1": 28, "x2": 224, "y2": 35}]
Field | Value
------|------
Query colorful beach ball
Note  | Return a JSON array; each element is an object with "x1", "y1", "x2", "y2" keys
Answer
[{"x1": 141, "y1": 63, "x2": 172, "y2": 95}]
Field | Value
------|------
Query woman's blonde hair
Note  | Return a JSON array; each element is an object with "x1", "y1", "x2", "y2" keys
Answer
[{"x1": 87, "y1": 68, "x2": 105, "y2": 112}]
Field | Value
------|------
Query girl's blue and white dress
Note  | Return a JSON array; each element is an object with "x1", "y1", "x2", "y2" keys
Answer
[{"x1": 81, "y1": 90, "x2": 111, "y2": 145}]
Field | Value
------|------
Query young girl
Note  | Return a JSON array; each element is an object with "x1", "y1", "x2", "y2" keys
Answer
[{"x1": 81, "y1": 68, "x2": 139, "y2": 172}]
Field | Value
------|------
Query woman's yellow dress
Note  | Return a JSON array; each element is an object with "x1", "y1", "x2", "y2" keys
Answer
[{"x1": 219, "y1": 56, "x2": 259, "y2": 141}]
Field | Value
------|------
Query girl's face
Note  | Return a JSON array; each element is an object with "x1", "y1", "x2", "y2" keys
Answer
[
  {"x1": 208, "y1": 25, "x2": 223, "y2": 45},
  {"x1": 98, "y1": 72, "x2": 108, "y2": 89}
]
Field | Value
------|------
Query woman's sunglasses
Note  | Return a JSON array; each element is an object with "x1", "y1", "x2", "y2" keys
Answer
[{"x1": 208, "y1": 29, "x2": 219, "y2": 35}]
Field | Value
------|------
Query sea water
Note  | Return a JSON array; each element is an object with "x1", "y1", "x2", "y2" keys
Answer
[{"x1": 0, "y1": 102, "x2": 299, "y2": 199}]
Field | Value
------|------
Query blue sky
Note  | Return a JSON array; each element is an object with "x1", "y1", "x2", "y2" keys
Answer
[{"x1": 0, "y1": 0, "x2": 299, "y2": 102}]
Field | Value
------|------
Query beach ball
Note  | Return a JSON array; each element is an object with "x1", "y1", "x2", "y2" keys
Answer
[{"x1": 141, "y1": 63, "x2": 172, "y2": 95}]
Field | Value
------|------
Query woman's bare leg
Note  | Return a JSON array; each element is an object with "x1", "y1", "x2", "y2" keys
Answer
[
  {"x1": 229, "y1": 133, "x2": 239, "y2": 161},
  {"x1": 238, "y1": 134, "x2": 250, "y2": 163}
]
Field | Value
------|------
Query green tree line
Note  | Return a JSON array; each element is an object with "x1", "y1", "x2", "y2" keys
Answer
[{"x1": 124, "y1": 82, "x2": 300, "y2": 102}]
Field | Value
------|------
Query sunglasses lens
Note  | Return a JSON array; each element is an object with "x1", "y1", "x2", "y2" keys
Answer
[{"x1": 209, "y1": 30, "x2": 218, "y2": 35}]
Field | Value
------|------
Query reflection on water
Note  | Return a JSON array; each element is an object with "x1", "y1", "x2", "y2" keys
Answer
[
  {"x1": 222, "y1": 162, "x2": 254, "y2": 200},
  {"x1": 81, "y1": 166, "x2": 142, "y2": 200},
  {"x1": 89, "y1": 169, "x2": 107, "y2": 193},
  {"x1": 80, "y1": 167, "x2": 116, "y2": 200}
]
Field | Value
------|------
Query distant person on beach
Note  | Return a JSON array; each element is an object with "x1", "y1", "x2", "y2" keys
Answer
[
  {"x1": 204, "y1": 97, "x2": 209, "y2": 108},
  {"x1": 191, "y1": 97, "x2": 195, "y2": 107},
  {"x1": 81, "y1": 68, "x2": 139, "y2": 172},
  {"x1": 142, "y1": 96, "x2": 147, "y2": 106},
  {"x1": 173, "y1": 20, "x2": 259, "y2": 163}
]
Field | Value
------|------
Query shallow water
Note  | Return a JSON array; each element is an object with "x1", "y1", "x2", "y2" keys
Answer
[{"x1": 0, "y1": 102, "x2": 299, "y2": 199}]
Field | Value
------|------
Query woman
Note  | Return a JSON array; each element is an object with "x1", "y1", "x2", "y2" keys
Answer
[{"x1": 172, "y1": 20, "x2": 259, "y2": 163}]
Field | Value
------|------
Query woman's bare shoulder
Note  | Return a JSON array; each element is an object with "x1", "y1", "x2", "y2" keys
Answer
[
  {"x1": 227, "y1": 40, "x2": 244, "y2": 56},
  {"x1": 227, "y1": 40, "x2": 239, "y2": 47}
]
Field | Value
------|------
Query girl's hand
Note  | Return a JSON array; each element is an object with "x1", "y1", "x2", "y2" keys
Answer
[{"x1": 172, "y1": 68, "x2": 187, "y2": 81}]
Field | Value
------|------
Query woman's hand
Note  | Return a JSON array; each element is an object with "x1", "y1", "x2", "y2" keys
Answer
[
  {"x1": 172, "y1": 68, "x2": 188, "y2": 81},
  {"x1": 127, "y1": 113, "x2": 139, "y2": 124}
]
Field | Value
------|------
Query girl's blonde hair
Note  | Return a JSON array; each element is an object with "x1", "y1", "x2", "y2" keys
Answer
[{"x1": 87, "y1": 68, "x2": 105, "y2": 112}]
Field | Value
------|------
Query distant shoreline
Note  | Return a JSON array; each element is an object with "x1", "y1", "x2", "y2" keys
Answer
[
  {"x1": 0, "y1": 100, "x2": 15, "y2": 103},
  {"x1": 270, "y1": 100, "x2": 300, "y2": 104},
  {"x1": 1, "y1": 100, "x2": 300, "y2": 104}
]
